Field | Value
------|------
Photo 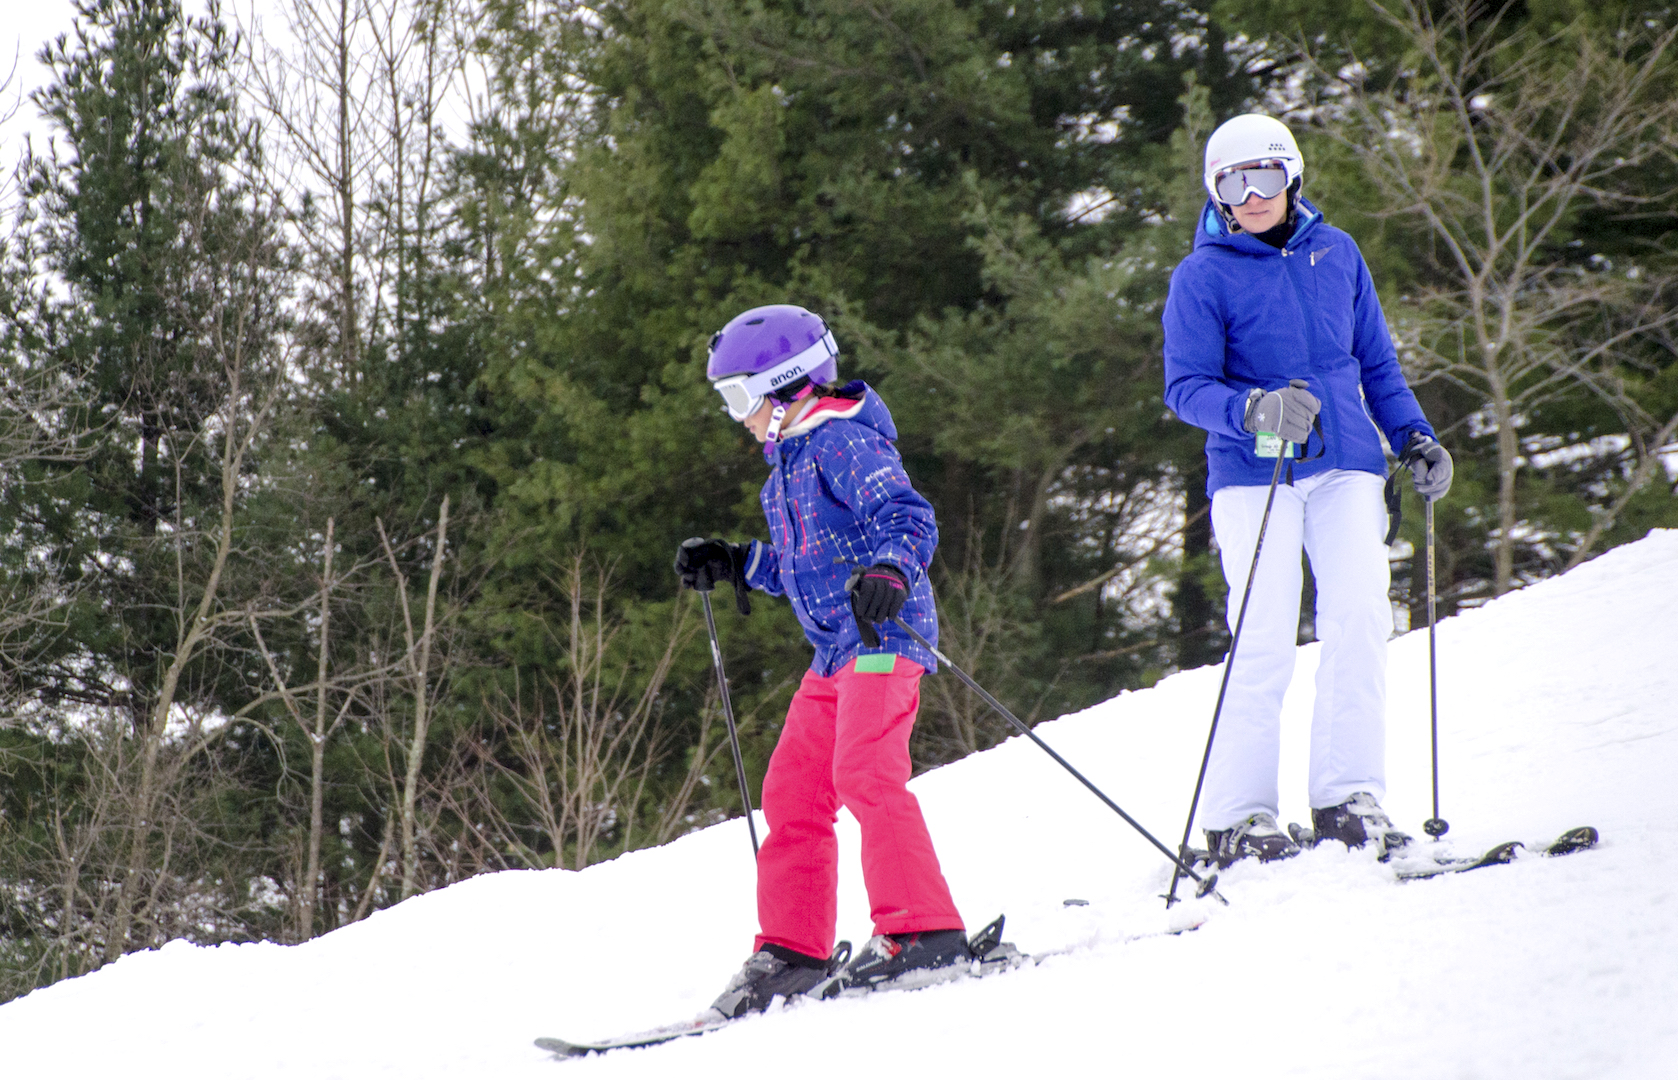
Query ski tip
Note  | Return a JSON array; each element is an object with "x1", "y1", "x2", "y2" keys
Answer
[
  {"x1": 534, "y1": 1037, "x2": 591, "y2": 1058},
  {"x1": 1166, "y1": 905, "x2": 1212, "y2": 934},
  {"x1": 1547, "y1": 826, "x2": 1599, "y2": 856}
]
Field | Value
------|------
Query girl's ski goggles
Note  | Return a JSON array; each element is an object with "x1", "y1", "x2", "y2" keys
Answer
[
  {"x1": 712, "y1": 376, "x2": 764, "y2": 421},
  {"x1": 1214, "y1": 160, "x2": 1290, "y2": 206},
  {"x1": 711, "y1": 331, "x2": 837, "y2": 421}
]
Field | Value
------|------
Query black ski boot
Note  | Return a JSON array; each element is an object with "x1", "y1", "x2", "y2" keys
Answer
[
  {"x1": 1312, "y1": 792, "x2": 1412, "y2": 856},
  {"x1": 709, "y1": 941, "x2": 850, "y2": 1019},
  {"x1": 814, "y1": 928, "x2": 971, "y2": 998},
  {"x1": 1205, "y1": 812, "x2": 1301, "y2": 869}
]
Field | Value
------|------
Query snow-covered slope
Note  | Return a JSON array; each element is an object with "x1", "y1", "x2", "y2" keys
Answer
[{"x1": 5, "y1": 532, "x2": 1676, "y2": 1080}]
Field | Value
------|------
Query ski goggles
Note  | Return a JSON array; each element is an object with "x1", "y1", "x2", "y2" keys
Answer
[
  {"x1": 1213, "y1": 160, "x2": 1290, "y2": 206},
  {"x1": 711, "y1": 331, "x2": 837, "y2": 421}
]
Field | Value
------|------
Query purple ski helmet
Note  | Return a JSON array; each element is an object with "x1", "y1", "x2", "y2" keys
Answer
[{"x1": 706, "y1": 304, "x2": 839, "y2": 421}]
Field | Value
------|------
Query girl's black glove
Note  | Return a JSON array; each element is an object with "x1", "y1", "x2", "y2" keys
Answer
[
  {"x1": 675, "y1": 537, "x2": 753, "y2": 615},
  {"x1": 845, "y1": 564, "x2": 908, "y2": 648}
]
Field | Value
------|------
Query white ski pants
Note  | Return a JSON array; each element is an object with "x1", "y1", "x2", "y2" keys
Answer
[{"x1": 1203, "y1": 468, "x2": 1392, "y2": 831}]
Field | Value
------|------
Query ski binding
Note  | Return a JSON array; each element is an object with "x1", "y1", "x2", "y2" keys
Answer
[{"x1": 536, "y1": 916, "x2": 1021, "y2": 1059}]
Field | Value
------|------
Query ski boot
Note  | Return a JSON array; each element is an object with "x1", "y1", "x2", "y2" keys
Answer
[
  {"x1": 1311, "y1": 792, "x2": 1412, "y2": 858},
  {"x1": 814, "y1": 927, "x2": 972, "y2": 999},
  {"x1": 709, "y1": 940, "x2": 851, "y2": 1019},
  {"x1": 1205, "y1": 812, "x2": 1301, "y2": 869}
]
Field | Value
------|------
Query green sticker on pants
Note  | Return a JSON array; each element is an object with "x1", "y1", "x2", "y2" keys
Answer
[{"x1": 853, "y1": 653, "x2": 898, "y2": 674}]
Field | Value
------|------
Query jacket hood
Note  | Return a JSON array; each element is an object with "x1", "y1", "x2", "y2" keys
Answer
[
  {"x1": 776, "y1": 381, "x2": 896, "y2": 444},
  {"x1": 1194, "y1": 195, "x2": 1325, "y2": 255}
]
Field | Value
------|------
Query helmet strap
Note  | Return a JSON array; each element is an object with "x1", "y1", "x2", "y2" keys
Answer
[
  {"x1": 770, "y1": 379, "x2": 816, "y2": 406},
  {"x1": 763, "y1": 401, "x2": 788, "y2": 450}
]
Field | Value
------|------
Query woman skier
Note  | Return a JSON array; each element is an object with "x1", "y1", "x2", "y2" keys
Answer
[
  {"x1": 675, "y1": 304, "x2": 969, "y2": 1017},
  {"x1": 1161, "y1": 114, "x2": 1453, "y2": 868}
]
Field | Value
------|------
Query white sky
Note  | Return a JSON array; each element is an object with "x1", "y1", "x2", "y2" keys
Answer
[
  {"x1": 3, "y1": 2, "x2": 295, "y2": 179},
  {"x1": 3, "y1": 0, "x2": 483, "y2": 206},
  {"x1": 3, "y1": 0, "x2": 79, "y2": 171}
]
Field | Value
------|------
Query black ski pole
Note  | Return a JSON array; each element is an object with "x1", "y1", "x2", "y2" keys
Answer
[
  {"x1": 1421, "y1": 498, "x2": 1448, "y2": 839},
  {"x1": 890, "y1": 617, "x2": 1226, "y2": 905},
  {"x1": 699, "y1": 590, "x2": 760, "y2": 858},
  {"x1": 1165, "y1": 404, "x2": 1296, "y2": 908}
]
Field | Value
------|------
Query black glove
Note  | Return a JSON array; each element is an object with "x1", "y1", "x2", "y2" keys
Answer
[
  {"x1": 675, "y1": 537, "x2": 753, "y2": 615},
  {"x1": 1243, "y1": 382, "x2": 1321, "y2": 444},
  {"x1": 1402, "y1": 433, "x2": 1453, "y2": 502},
  {"x1": 845, "y1": 563, "x2": 909, "y2": 649}
]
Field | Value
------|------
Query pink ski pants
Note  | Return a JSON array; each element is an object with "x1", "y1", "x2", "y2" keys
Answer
[{"x1": 754, "y1": 656, "x2": 963, "y2": 960}]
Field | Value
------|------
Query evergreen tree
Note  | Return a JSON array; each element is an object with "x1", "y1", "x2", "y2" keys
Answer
[{"x1": 2, "y1": 0, "x2": 297, "y2": 976}]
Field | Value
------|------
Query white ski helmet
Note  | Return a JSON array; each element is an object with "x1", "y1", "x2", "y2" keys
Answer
[{"x1": 1202, "y1": 113, "x2": 1303, "y2": 206}]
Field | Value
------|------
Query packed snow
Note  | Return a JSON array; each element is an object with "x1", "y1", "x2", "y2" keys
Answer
[{"x1": 4, "y1": 531, "x2": 1676, "y2": 1079}]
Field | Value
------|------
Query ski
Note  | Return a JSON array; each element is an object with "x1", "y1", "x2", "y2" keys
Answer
[
  {"x1": 534, "y1": 1014, "x2": 734, "y2": 1059},
  {"x1": 1192, "y1": 824, "x2": 1600, "y2": 882},
  {"x1": 1389, "y1": 826, "x2": 1598, "y2": 881},
  {"x1": 535, "y1": 916, "x2": 1021, "y2": 1059}
]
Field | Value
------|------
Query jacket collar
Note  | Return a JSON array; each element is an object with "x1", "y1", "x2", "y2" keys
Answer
[
  {"x1": 1196, "y1": 196, "x2": 1324, "y2": 256},
  {"x1": 779, "y1": 393, "x2": 866, "y2": 439}
]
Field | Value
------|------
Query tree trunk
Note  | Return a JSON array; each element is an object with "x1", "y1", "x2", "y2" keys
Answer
[
  {"x1": 1493, "y1": 393, "x2": 1519, "y2": 596},
  {"x1": 1177, "y1": 464, "x2": 1216, "y2": 668},
  {"x1": 399, "y1": 496, "x2": 449, "y2": 899},
  {"x1": 299, "y1": 518, "x2": 334, "y2": 941}
]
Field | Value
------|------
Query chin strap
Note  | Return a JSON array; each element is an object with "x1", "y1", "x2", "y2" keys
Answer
[
  {"x1": 761, "y1": 402, "x2": 789, "y2": 461},
  {"x1": 760, "y1": 384, "x2": 819, "y2": 461}
]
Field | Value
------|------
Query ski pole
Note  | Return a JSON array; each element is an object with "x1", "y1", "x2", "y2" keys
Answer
[
  {"x1": 699, "y1": 590, "x2": 760, "y2": 858},
  {"x1": 890, "y1": 617, "x2": 1226, "y2": 904},
  {"x1": 1422, "y1": 498, "x2": 1448, "y2": 839},
  {"x1": 1165, "y1": 414, "x2": 1293, "y2": 908}
]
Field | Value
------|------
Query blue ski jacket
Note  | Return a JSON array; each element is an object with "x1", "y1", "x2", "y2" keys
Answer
[
  {"x1": 743, "y1": 383, "x2": 940, "y2": 676},
  {"x1": 1162, "y1": 197, "x2": 1434, "y2": 495}
]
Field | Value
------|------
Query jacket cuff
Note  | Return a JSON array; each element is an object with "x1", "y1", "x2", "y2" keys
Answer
[
  {"x1": 1394, "y1": 426, "x2": 1435, "y2": 454},
  {"x1": 744, "y1": 540, "x2": 770, "y2": 589},
  {"x1": 1227, "y1": 388, "x2": 1259, "y2": 438}
]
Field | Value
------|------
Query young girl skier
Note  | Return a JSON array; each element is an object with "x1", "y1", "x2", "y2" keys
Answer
[
  {"x1": 1162, "y1": 114, "x2": 1453, "y2": 868},
  {"x1": 675, "y1": 304, "x2": 969, "y2": 1017}
]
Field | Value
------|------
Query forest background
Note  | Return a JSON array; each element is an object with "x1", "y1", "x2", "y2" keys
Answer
[{"x1": 1, "y1": 0, "x2": 1675, "y2": 1002}]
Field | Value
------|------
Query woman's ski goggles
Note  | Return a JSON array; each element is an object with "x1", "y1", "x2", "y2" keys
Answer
[
  {"x1": 1214, "y1": 160, "x2": 1290, "y2": 206},
  {"x1": 711, "y1": 331, "x2": 838, "y2": 421}
]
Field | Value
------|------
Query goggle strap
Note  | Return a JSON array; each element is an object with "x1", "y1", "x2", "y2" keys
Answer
[{"x1": 722, "y1": 331, "x2": 837, "y2": 403}]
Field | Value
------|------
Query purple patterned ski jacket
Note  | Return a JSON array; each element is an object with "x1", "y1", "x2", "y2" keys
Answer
[{"x1": 743, "y1": 383, "x2": 940, "y2": 676}]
